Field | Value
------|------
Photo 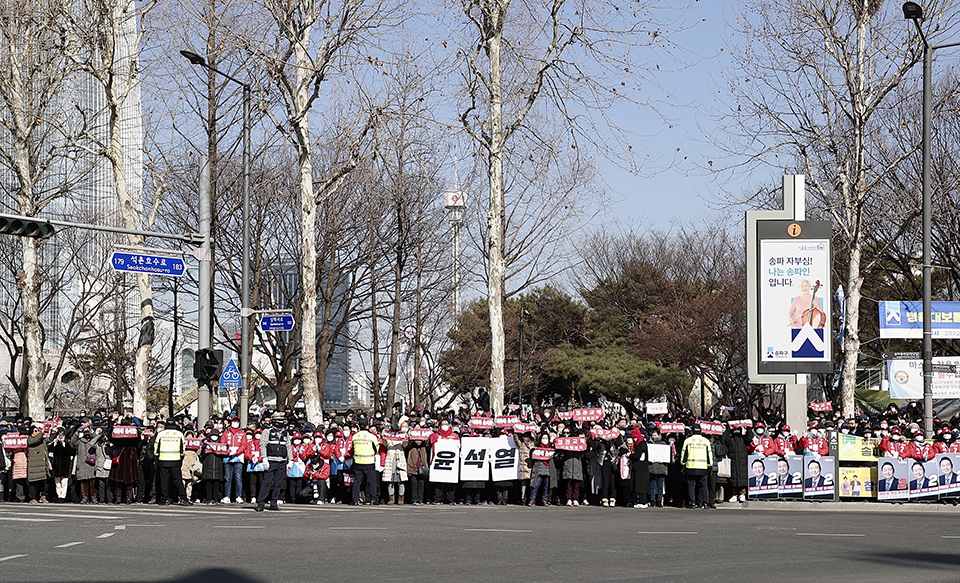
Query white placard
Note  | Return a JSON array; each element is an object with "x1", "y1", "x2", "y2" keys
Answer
[
  {"x1": 430, "y1": 439, "x2": 460, "y2": 484},
  {"x1": 459, "y1": 437, "x2": 490, "y2": 481},
  {"x1": 491, "y1": 436, "x2": 520, "y2": 482},
  {"x1": 646, "y1": 402, "x2": 668, "y2": 415},
  {"x1": 648, "y1": 443, "x2": 671, "y2": 464}
]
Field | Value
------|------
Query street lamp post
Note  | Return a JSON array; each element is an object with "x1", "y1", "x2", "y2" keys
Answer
[
  {"x1": 902, "y1": 3, "x2": 960, "y2": 436},
  {"x1": 518, "y1": 309, "x2": 527, "y2": 407},
  {"x1": 181, "y1": 50, "x2": 253, "y2": 426}
]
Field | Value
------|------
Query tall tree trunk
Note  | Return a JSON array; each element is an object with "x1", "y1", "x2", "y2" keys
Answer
[
  {"x1": 487, "y1": 12, "x2": 507, "y2": 415},
  {"x1": 386, "y1": 202, "x2": 403, "y2": 412},
  {"x1": 370, "y1": 244, "x2": 382, "y2": 412}
]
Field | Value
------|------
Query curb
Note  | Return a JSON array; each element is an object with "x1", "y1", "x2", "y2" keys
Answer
[{"x1": 720, "y1": 500, "x2": 960, "y2": 513}]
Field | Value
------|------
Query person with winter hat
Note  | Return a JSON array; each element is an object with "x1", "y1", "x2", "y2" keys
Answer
[
  {"x1": 879, "y1": 427, "x2": 909, "y2": 458},
  {"x1": 244, "y1": 428, "x2": 265, "y2": 503},
  {"x1": 747, "y1": 423, "x2": 778, "y2": 456},
  {"x1": 528, "y1": 432, "x2": 553, "y2": 506},
  {"x1": 257, "y1": 412, "x2": 291, "y2": 512},
  {"x1": 799, "y1": 426, "x2": 830, "y2": 456},
  {"x1": 221, "y1": 416, "x2": 247, "y2": 504},
  {"x1": 774, "y1": 425, "x2": 799, "y2": 456},
  {"x1": 680, "y1": 423, "x2": 714, "y2": 509},
  {"x1": 430, "y1": 419, "x2": 460, "y2": 505},
  {"x1": 902, "y1": 429, "x2": 935, "y2": 462},
  {"x1": 200, "y1": 430, "x2": 226, "y2": 504},
  {"x1": 350, "y1": 418, "x2": 380, "y2": 505},
  {"x1": 287, "y1": 432, "x2": 308, "y2": 503},
  {"x1": 934, "y1": 427, "x2": 960, "y2": 454}
]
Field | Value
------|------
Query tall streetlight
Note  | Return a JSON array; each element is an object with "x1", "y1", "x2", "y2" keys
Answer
[
  {"x1": 180, "y1": 50, "x2": 253, "y2": 426},
  {"x1": 902, "y1": 3, "x2": 960, "y2": 436}
]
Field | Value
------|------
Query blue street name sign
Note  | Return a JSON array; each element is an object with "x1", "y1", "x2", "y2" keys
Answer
[
  {"x1": 259, "y1": 314, "x2": 295, "y2": 332},
  {"x1": 219, "y1": 359, "x2": 242, "y2": 389},
  {"x1": 111, "y1": 251, "x2": 185, "y2": 277}
]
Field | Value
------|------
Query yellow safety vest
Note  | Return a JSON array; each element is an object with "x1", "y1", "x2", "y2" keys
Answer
[
  {"x1": 154, "y1": 429, "x2": 184, "y2": 462},
  {"x1": 351, "y1": 431, "x2": 379, "y2": 465}
]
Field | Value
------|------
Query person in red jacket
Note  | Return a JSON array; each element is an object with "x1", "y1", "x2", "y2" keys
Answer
[
  {"x1": 244, "y1": 429, "x2": 264, "y2": 504},
  {"x1": 287, "y1": 432, "x2": 308, "y2": 503},
  {"x1": 774, "y1": 425, "x2": 799, "y2": 456},
  {"x1": 748, "y1": 423, "x2": 778, "y2": 456},
  {"x1": 933, "y1": 428, "x2": 960, "y2": 454},
  {"x1": 301, "y1": 452, "x2": 330, "y2": 503},
  {"x1": 902, "y1": 430, "x2": 935, "y2": 461},
  {"x1": 799, "y1": 427, "x2": 830, "y2": 456},
  {"x1": 430, "y1": 420, "x2": 460, "y2": 504},
  {"x1": 879, "y1": 427, "x2": 909, "y2": 458},
  {"x1": 222, "y1": 417, "x2": 248, "y2": 503}
]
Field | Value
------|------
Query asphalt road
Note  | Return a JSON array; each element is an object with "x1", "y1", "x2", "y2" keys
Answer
[{"x1": 1, "y1": 502, "x2": 959, "y2": 583}]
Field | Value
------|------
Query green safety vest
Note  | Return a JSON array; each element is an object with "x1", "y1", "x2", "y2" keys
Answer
[
  {"x1": 154, "y1": 429, "x2": 184, "y2": 462},
  {"x1": 351, "y1": 431, "x2": 379, "y2": 465}
]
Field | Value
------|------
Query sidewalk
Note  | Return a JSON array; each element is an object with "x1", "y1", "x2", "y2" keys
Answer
[{"x1": 720, "y1": 500, "x2": 960, "y2": 513}]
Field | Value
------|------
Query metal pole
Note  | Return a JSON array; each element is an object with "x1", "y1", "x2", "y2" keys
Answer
[
  {"x1": 518, "y1": 310, "x2": 524, "y2": 406},
  {"x1": 198, "y1": 157, "x2": 212, "y2": 426},
  {"x1": 240, "y1": 84, "x2": 252, "y2": 427},
  {"x1": 168, "y1": 279, "x2": 178, "y2": 418},
  {"x1": 922, "y1": 43, "x2": 933, "y2": 437}
]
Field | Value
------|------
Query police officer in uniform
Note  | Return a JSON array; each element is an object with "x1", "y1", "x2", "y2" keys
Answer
[
  {"x1": 257, "y1": 412, "x2": 291, "y2": 512},
  {"x1": 351, "y1": 418, "x2": 380, "y2": 505},
  {"x1": 154, "y1": 419, "x2": 190, "y2": 506}
]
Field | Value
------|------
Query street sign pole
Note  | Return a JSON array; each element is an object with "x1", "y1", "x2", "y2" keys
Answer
[{"x1": 197, "y1": 157, "x2": 213, "y2": 426}]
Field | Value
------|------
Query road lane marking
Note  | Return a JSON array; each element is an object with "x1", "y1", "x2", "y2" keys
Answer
[
  {"x1": 0, "y1": 517, "x2": 61, "y2": 522},
  {"x1": 465, "y1": 529, "x2": 532, "y2": 533},
  {"x1": 329, "y1": 527, "x2": 388, "y2": 530},
  {"x1": 211, "y1": 526, "x2": 264, "y2": 529},
  {"x1": 0, "y1": 555, "x2": 27, "y2": 562},
  {"x1": 941, "y1": 536, "x2": 960, "y2": 539},
  {"x1": 54, "y1": 542, "x2": 85, "y2": 548},
  {"x1": 95, "y1": 533, "x2": 115, "y2": 539},
  {"x1": 796, "y1": 533, "x2": 864, "y2": 537},
  {"x1": 114, "y1": 525, "x2": 126, "y2": 530},
  {"x1": 636, "y1": 531, "x2": 698, "y2": 535},
  {"x1": 0, "y1": 511, "x2": 122, "y2": 520}
]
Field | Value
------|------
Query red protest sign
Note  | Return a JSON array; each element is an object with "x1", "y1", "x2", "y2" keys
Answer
[
  {"x1": 185, "y1": 438, "x2": 202, "y2": 451},
  {"x1": 727, "y1": 419, "x2": 754, "y2": 429},
  {"x1": 554, "y1": 436, "x2": 587, "y2": 451},
  {"x1": 3, "y1": 434, "x2": 27, "y2": 450},
  {"x1": 469, "y1": 417, "x2": 495, "y2": 430},
  {"x1": 495, "y1": 415, "x2": 520, "y2": 428},
  {"x1": 809, "y1": 401, "x2": 833, "y2": 412},
  {"x1": 408, "y1": 428, "x2": 433, "y2": 441},
  {"x1": 699, "y1": 421, "x2": 724, "y2": 436},
  {"x1": 112, "y1": 426, "x2": 139, "y2": 439},
  {"x1": 572, "y1": 408, "x2": 604, "y2": 422},
  {"x1": 532, "y1": 447, "x2": 555, "y2": 460},
  {"x1": 659, "y1": 423, "x2": 686, "y2": 434},
  {"x1": 37, "y1": 421, "x2": 55, "y2": 437},
  {"x1": 589, "y1": 428, "x2": 621, "y2": 441},
  {"x1": 204, "y1": 442, "x2": 230, "y2": 455},
  {"x1": 512, "y1": 423, "x2": 538, "y2": 434},
  {"x1": 383, "y1": 430, "x2": 408, "y2": 442},
  {"x1": 557, "y1": 411, "x2": 574, "y2": 420}
]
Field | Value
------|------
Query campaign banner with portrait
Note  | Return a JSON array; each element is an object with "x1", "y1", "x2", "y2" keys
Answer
[
  {"x1": 879, "y1": 300, "x2": 960, "y2": 339},
  {"x1": 430, "y1": 439, "x2": 460, "y2": 484},
  {"x1": 838, "y1": 434, "x2": 881, "y2": 462},
  {"x1": 886, "y1": 357, "x2": 960, "y2": 399},
  {"x1": 802, "y1": 456, "x2": 835, "y2": 499},
  {"x1": 490, "y1": 436, "x2": 520, "y2": 482},
  {"x1": 876, "y1": 457, "x2": 910, "y2": 501},
  {"x1": 747, "y1": 455, "x2": 779, "y2": 497},
  {"x1": 937, "y1": 454, "x2": 960, "y2": 497},
  {"x1": 839, "y1": 467, "x2": 877, "y2": 498},
  {"x1": 908, "y1": 458, "x2": 940, "y2": 499},
  {"x1": 756, "y1": 221, "x2": 832, "y2": 375},
  {"x1": 778, "y1": 455, "x2": 804, "y2": 496}
]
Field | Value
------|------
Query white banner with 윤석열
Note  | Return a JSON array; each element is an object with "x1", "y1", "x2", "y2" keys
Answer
[
  {"x1": 430, "y1": 439, "x2": 460, "y2": 484},
  {"x1": 459, "y1": 437, "x2": 490, "y2": 481},
  {"x1": 490, "y1": 436, "x2": 520, "y2": 482}
]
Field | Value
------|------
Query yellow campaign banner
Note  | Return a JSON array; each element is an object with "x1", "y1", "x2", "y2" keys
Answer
[
  {"x1": 839, "y1": 434, "x2": 881, "y2": 461},
  {"x1": 839, "y1": 467, "x2": 878, "y2": 498}
]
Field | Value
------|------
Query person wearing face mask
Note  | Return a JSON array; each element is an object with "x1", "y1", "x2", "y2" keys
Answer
[
  {"x1": 933, "y1": 426, "x2": 959, "y2": 454},
  {"x1": 528, "y1": 433, "x2": 553, "y2": 506},
  {"x1": 798, "y1": 427, "x2": 829, "y2": 457},
  {"x1": 349, "y1": 418, "x2": 380, "y2": 505},
  {"x1": 879, "y1": 427, "x2": 909, "y2": 458},
  {"x1": 383, "y1": 424, "x2": 408, "y2": 505},
  {"x1": 256, "y1": 412, "x2": 292, "y2": 512},
  {"x1": 154, "y1": 419, "x2": 189, "y2": 506},
  {"x1": 747, "y1": 423, "x2": 778, "y2": 456},
  {"x1": 244, "y1": 429, "x2": 265, "y2": 504},
  {"x1": 330, "y1": 428, "x2": 353, "y2": 504},
  {"x1": 902, "y1": 430, "x2": 935, "y2": 462},
  {"x1": 430, "y1": 420, "x2": 460, "y2": 505},
  {"x1": 773, "y1": 425, "x2": 799, "y2": 456},
  {"x1": 221, "y1": 416, "x2": 248, "y2": 504},
  {"x1": 405, "y1": 432, "x2": 430, "y2": 505},
  {"x1": 200, "y1": 430, "x2": 226, "y2": 504},
  {"x1": 286, "y1": 432, "x2": 308, "y2": 503}
]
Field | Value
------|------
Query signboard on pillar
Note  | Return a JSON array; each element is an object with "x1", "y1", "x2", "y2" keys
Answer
[{"x1": 756, "y1": 220, "x2": 833, "y2": 375}]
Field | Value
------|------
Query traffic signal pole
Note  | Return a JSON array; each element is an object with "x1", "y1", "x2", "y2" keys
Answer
[{"x1": 197, "y1": 157, "x2": 213, "y2": 426}]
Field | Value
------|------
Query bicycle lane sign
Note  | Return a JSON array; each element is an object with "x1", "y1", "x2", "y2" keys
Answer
[{"x1": 219, "y1": 359, "x2": 242, "y2": 389}]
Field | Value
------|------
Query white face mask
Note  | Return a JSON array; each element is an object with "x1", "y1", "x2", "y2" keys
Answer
[
  {"x1": 541, "y1": 438, "x2": 549, "y2": 445},
  {"x1": 293, "y1": 439, "x2": 302, "y2": 445},
  {"x1": 342, "y1": 430, "x2": 351, "y2": 437},
  {"x1": 304, "y1": 438, "x2": 313, "y2": 444},
  {"x1": 254, "y1": 433, "x2": 261, "y2": 440},
  {"x1": 326, "y1": 436, "x2": 334, "y2": 443},
  {"x1": 916, "y1": 435, "x2": 925, "y2": 442},
  {"x1": 841, "y1": 429, "x2": 850, "y2": 434},
  {"x1": 945, "y1": 434, "x2": 954, "y2": 441},
  {"x1": 441, "y1": 425, "x2": 450, "y2": 431},
  {"x1": 667, "y1": 438, "x2": 676, "y2": 444},
  {"x1": 231, "y1": 422, "x2": 240, "y2": 428}
]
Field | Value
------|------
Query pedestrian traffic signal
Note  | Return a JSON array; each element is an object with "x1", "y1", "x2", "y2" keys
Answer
[
  {"x1": 193, "y1": 348, "x2": 223, "y2": 384},
  {"x1": 0, "y1": 215, "x2": 55, "y2": 239}
]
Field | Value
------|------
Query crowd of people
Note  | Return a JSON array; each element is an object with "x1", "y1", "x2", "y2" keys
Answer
[{"x1": 0, "y1": 399, "x2": 954, "y2": 510}]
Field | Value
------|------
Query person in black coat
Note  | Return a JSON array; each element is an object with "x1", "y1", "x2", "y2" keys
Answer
[
  {"x1": 629, "y1": 438, "x2": 650, "y2": 508},
  {"x1": 200, "y1": 431, "x2": 226, "y2": 504},
  {"x1": 724, "y1": 427, "x2": 750, "y2": 502}
]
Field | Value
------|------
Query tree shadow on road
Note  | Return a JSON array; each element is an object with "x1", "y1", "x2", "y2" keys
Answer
[
  {"x1": 20, "y1": 568, "x2": 265, "y2": 583},
  {"x1": 856, "y1": 551, "x2": 960, "y2": 569}
]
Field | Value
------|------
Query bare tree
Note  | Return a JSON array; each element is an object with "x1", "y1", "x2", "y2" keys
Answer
[{"x1": 716, "y1": 0, "x2": 960, "y2": 415}]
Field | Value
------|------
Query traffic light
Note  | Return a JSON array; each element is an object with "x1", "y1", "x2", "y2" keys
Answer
[
  {"x1": 0, "y1": 215, "x2": 55, "y2": 239},
  {"x1": 193, "y1": 348, "x2": 223, "y2": 384}
]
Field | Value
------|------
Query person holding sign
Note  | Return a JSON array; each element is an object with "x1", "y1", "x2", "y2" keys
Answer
[
  {"x1": 200, "y1": 430, "x2": 227, "y2": 504},
  {"x1": 748, "y1": 423, "x2": 778, "y2": 457},
  {"x1": 109, "y1": 421, "x2": 141, "y2": 505},
  {"x1": 902, "y1": 430, "x2": 934, "y2": 462},
  {"x1": 26, "y1": 422, "x2": 50, "y2": 503},
  {"x1": 430, "y1": 420, "x2": 460, "y2": 505},
  {"x1": 528, "y1": 433, "x2": 554, "y2": 506}
]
